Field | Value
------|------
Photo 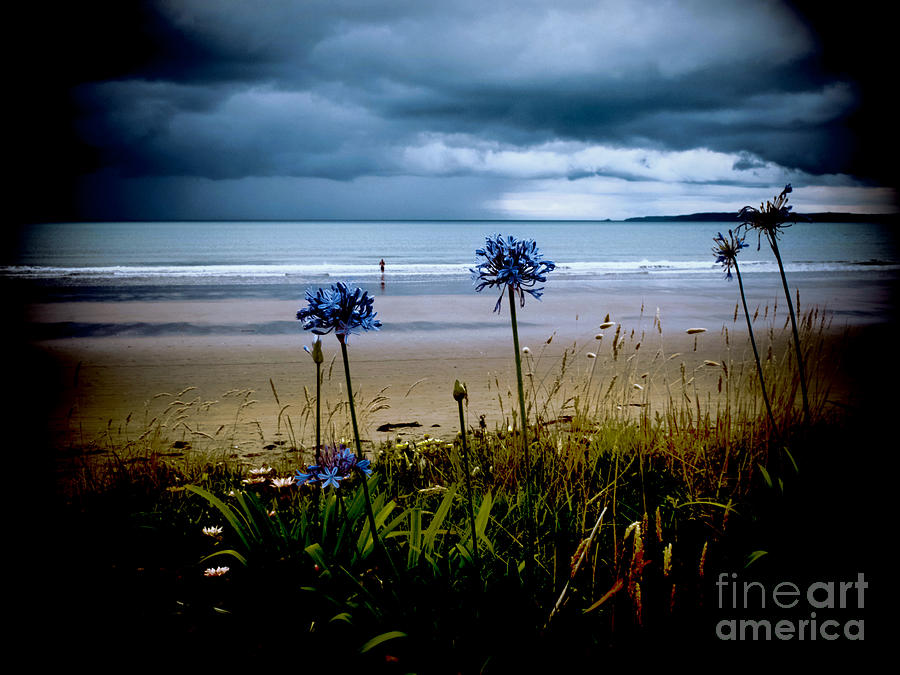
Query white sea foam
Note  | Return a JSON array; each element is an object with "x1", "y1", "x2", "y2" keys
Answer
[{"x1": 3, "y1": 258, "x2": 897, "y2": 283}]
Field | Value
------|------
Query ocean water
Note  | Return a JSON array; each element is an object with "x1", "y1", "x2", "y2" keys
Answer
[
  {"x1": 6, "y1": 220, "x2": 899, "y2": 300},
  {"x1": 7, "y1": 220, "x2": 899, "y2": 339}
]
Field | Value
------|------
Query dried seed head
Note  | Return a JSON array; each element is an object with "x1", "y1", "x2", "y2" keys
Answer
[
  {"x1": 663, "y1": 543, "x2": 673, "y2": 577},
  {"x1": 698, "y1": 541, "x2": 708, "y2": 578},
  {"x1": 629, "y1": 523, "x2": 644, "y2": 574},
  {"x1": 570, "y1": 537, "x2": 590, "y2": 576},
  {"x1": 685, "y1": 327, "x2": 707, "y2": 335},
  {"x1": 624, "y1": 520, "x2": 640, "y2": 541},
  {"x1": 633, "y1": 582, "x2": 643, "y2": 626}
]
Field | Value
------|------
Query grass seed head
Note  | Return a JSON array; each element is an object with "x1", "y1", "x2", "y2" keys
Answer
[{"x1": 699, "y1": 541, "x2": 708, "y2": 578}]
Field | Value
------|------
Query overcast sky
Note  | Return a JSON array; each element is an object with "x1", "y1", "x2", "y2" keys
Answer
[{"x1": 13, "y1": 0, "x2": 898, "y2": 223}]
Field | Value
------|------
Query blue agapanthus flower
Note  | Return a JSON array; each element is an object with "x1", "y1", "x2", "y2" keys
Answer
[
  {"x1": 737, "y1": 184, "x2": 807, "y2": 248},
  {"x1": 712, "y1": 230, "x2": 748, "y2": 281},
  {"x1": 297, "y1": 282, "x2": 381, "y2": 342},
  {"x1": 318, "y1": 466, "x2": 344, "y2": 489},
  {"x1": 471, "y1": 234, "x2": 556, "y2": 312},
  {"x1": 294, "y1": 444, "x2": 372, "y2": 490}
]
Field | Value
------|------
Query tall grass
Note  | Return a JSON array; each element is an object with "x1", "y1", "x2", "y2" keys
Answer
[{"x1": 54, "y1": 302, "x2": 852, "y2": 666}]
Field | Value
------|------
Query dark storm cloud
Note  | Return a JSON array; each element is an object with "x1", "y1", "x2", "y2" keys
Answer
[
  {"x1": 12, "y1": 0, "x2": 896, "y2": 223},
  {"x1": 75, "y1": 81, "x2": 400, "y2": 179}
]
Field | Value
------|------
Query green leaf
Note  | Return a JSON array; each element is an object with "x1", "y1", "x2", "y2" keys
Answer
[
  {"x1": 199, "y1": 549, "x2": 248, "y2": 567},
  {"x1": 454, "y1": 542, "x2": 473, "y2": 565},
  {"x1": 234, "y1": 491, "x2": 265, "y2": 541},
  {"x1": 475, "y1": 490, "x2": 494, "y2": 553},
  {"x1": 305, "y1": 543, "x2": 332, "y2": 577},
  {"x1": 424, "y1": 483, "x2": 458, "y2": 555},
  {"x1": 375, "y1": 500, "x2": 398, "y2": 530},
  {"x1": 757, "y1": 464, "x2": 773, "y2": 489},
  {"x1": 359, "y1": 630, "x2": 407, "y2": 654},
  {"x1": 783, "y1": 447, "x2": 799, "y2": 475},
  {"x1": 381, "y1": 509, "x2": 409, "y2": 539},
  {"x1": 459, "y1": 489, "x2": 495, "y2": 555},
  {"x1": 676, "y1": 499, "x2": 739, "y2": 515},
  {"x1": 745, "y1": 550, "x2": 769, "y2": 568},
  {"x1": 407, "y1": 507, "x2": 422, "y2": 569},
  {"x1": 330, "y1": 612, "x2": 354, "y2": 624}
]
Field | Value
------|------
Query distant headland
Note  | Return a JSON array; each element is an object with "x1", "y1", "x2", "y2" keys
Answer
[{"x1": 623, "y1": 212, "x2": 897, "y2": 224}]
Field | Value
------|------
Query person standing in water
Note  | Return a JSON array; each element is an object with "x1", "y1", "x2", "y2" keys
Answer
[{"x1": 379, "y1": 258, "x2": 385, "y2": 274}]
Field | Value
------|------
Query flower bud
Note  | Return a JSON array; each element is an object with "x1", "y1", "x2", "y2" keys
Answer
[
  {"x1": 310, "y1": 336, "x2": 324, "y2": 363},
  {"x1": 453, "y1": 379, "x2": 468, "y2": 402}
]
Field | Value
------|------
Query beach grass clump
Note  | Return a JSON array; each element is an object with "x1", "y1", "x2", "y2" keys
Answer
[{"x1": 53, "y1": 354, "x2": 853, "y2": 666}]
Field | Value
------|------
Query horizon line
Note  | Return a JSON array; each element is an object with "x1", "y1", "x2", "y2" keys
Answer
[{"x1": 22, "y1": 210, "x2": 899, "y2": 226}]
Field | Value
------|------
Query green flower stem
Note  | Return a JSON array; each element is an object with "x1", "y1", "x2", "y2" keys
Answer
[
  {"x1": 337, "y1": 487, "x2": 348, "y2": 521},
  {"x1": 768, "y1": 235, "x2": 811, "y2": 423},
  {"x1": 315, "y1": 360, "x2": 322, "y2": 465},
  {"x1": 734, "y1": 259, "x2": 777, "y2": 433},
  {"x1": 455, "y1": 387, "x2": 481, "y2": 585},
  {"x1": 339, "y1": 336, "x2": 391, "y2": 569},
  {"x1": 507, "y1": 285, "x2": 534, "y2": 585}
]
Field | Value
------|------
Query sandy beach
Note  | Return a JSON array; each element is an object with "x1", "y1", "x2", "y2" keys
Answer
[{"x1": 23, "y1": 276, "x2": 894, "y2": 463}]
